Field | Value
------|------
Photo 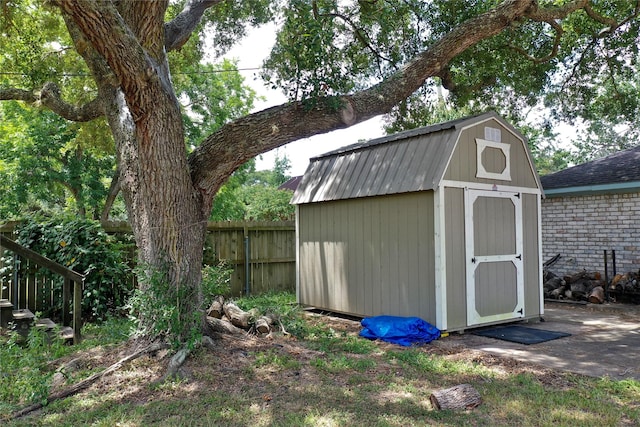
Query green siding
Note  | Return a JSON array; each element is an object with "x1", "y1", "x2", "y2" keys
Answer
[
  {"x1": 523, "y1": 193, "x2": 542, "y2": 317},
  {"x1": 444, "y1": 119, "x2": 538, "y2": 189},
  {"x1": 298, "y1": 192, "x2": 437, "y2": 322},
  {"x1": 444, "y1": 187, "x2": 467, "y2": 330}
]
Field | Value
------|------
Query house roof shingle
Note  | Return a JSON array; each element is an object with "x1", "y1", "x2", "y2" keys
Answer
[
  {"x1": 278, "y1": 176, "x2": 303, "y2": 192},
  {"x1": 540, "y1": 145, "x2": 640, "y2": 195}
]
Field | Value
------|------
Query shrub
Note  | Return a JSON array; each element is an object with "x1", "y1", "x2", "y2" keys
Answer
[{"x1": 14, "y1": 215, "x2": 133, "y2": 320}]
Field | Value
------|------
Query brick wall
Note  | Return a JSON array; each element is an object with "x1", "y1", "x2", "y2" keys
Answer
[{"x1": 541, "y1": 192, "x2": 640, "y2": 276}]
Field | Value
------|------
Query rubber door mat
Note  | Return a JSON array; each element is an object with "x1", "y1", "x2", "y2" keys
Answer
[{"x1": 472, "y1": 325, "x2": 570, "y2": 345}]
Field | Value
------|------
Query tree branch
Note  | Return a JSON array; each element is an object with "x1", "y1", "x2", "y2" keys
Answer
[
  {"x1": 583, "y1": 3, "x2": 618, "y2": 28},
  {"x1": 188, "y1": 0, "x2": 540, "y2": 196},
  {"x1": 0, "y1": 87, "x2": 36, "y2": 102},
  {"x1": 0, "y1": 83, "x2": 104, "y2": 122},
  {"x1": 315, "y1": 7, "x2": 394, "y2": 67},
  {"x1": 508, "y1": 19, "x2": 563, "y2": 64},
  {"x1": 524, "y1": 0, "x2": 588, "y2": 22},
  {"x1": 11, "y1": 342, "x2": 169, "y2": 420},
  {"x1": 165, "y1": 0, "x2": 222, "y2": 52},
  {"x1": 40, "y1": 82, "x2": 104, "y2": 121}
]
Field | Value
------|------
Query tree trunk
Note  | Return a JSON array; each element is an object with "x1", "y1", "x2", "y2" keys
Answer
[{"x1": 67, "y1": 5, "x2": 215, "y2": 344}]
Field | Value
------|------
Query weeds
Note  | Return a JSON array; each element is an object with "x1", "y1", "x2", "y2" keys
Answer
[
  {"x1": 3, "y1": 293, "x2": 640, "y2": 427},
  {"x1": 128, "y1": 261, "x2": 232, "y2": 350},
  {"x1": 0, "y1": 316, "x2": 131, "y2": 413}
]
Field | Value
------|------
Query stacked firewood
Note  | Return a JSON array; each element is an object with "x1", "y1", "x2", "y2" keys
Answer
[
  {"x1": 543, "y1": 255, "x2": 640, "y2": 304},
  {"x1": 543, "y1": 269, "x2": 606, "y2": 303},
  {"x1": 608, "y1": 272, "x2": 640, "y2": 303},
  {"x1": 609, "y1": 271, "x2": 640, "y2": 293},
  {"x1": 204, "y1": 295, "x2": 280, "y2": 336}
]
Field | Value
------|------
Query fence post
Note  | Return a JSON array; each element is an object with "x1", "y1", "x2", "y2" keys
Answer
[
  {"x1": 63, "y1": 278, "x2": 71, "y2": 327},
  {"x1": 243, "y1": 223, "x2": 250, "y2": 296},
  {"x1": 73, "y1": 279, "x2": 82, "y2": 344},
  {"x1": 12, "y1": 253, "x2": 19, "y2": 307}
]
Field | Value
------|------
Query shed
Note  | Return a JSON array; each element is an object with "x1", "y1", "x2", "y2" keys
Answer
[
  {"x1": 540, "y1": 146, "x2": 640, "y2": 275},
  {"x1": 291, "y1": 112, "x2": 544, "y2": 331}
]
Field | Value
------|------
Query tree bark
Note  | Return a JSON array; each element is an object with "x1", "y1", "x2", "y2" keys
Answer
[
  {"x1": 430, "y1": 384, "x2": 482, "y2": 410},
  {"x1": 207, "y1": 295, "x2": 225, "y2": 319},
  {"x1": 205, "y1": 316, "x2": 245, "y2": 335}
]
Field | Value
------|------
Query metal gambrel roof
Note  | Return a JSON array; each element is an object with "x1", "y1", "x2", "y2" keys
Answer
[{"x1": 292, "y1": 112, "x2": 503, "y2": 204}]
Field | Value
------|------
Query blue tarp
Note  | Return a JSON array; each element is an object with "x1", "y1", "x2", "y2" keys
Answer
[{"x1": 359, "y1": 315, "x2": 441, "y2": 346}]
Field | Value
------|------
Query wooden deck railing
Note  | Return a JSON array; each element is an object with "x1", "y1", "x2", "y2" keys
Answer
[{"x1": 0, "y1": 234, "x2": 85, "y2": 343}]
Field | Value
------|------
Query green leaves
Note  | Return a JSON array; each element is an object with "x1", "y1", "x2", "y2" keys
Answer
[
  {"x1": 15, "y1": 215, "x2": 134, "y2": 320},
  {"x1": 0, "y1": 102, "x2": 115, "y2": 218},
  {"x1": 172, "y1": 58, "x2": 258, "y2": 150},
  {"x1": 210, "y1": 155, "x2": 295, "y2": 221}
]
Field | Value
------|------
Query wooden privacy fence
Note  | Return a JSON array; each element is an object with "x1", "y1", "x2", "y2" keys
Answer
[
  {"x1": 204, "y1": 221, "x2": 296, "y2": 296},
  {"x1": 1, "y1": 220, "x2": 296, "y2": 304},
  {"x1": 103, "y1": 220, "x2": 296, "y2": 296}
]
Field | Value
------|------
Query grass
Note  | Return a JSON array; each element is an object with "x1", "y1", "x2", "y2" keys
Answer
[
  {"x1": 2, "y1": 292, "x2": 639, "y2": 426},
  {"x1": 0, "y1": 315, "x2": 131, "y2": 414}
]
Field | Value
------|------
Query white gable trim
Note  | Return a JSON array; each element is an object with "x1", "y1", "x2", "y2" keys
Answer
[{"x1": 441, "y1": 180, "x2": 541, "y2": 195}]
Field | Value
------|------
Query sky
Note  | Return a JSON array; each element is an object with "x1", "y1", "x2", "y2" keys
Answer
[
  {"x1": 222, "y1": 24, "x2": 575, "y2": 177},
  {"x1": 222, "y1": 24, "x2": 387, "y2": 177}
]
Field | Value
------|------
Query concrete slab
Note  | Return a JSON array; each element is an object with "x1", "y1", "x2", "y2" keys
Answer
[{"x1": 442, "y1": 302, "x2": 640, "y2": 380}]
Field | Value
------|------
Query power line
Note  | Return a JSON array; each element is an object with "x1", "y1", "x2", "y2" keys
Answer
[{"x1": 0, "y1": 67, "x2": 263, "y2": 78}]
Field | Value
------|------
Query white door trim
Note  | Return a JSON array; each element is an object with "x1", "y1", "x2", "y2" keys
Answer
[{"x1": 465, "y1": 188, "x2": 524, "y2": 326}]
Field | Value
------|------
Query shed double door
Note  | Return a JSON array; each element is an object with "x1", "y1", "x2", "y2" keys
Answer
[{"x1": 464, "y1": 189, "x2": 524, "y2": 326}]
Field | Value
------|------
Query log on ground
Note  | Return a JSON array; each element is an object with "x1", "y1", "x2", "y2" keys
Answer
[
  {"x1": 429, "y1": 384, "x2": 482, "y2": 410},
  {"x1": 255, "y1": 314, "x2": 277, "y2": 334},
  {"x1": 207, "y1": 295, "x2": 225, "y2": 319},
  {"x1": 588, "y1": 286, "x2": 604, "y2": 304},
  {"x1": 223, "y1": 302, "x2": 255, "y2": 329},
  {"x1": 205, "y1": 316, "x2": 245, "y2": 335}
]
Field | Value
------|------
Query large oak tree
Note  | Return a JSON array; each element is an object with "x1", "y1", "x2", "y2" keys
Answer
[{"x1": 1, "y1": 0, "x2": 638, "y2": 343}]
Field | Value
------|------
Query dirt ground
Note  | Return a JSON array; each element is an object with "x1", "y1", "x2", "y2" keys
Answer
[
  {"x1": 57, "y1": 309, "x2": 580, "y2": 407},
  {"x1": 15, "y1": 302, "x2": 638, "y2": 424}
]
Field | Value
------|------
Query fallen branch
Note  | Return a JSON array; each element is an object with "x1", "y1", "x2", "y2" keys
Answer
[{"x1": 11, "y1": 341, "x2": 169, "y2": 420}]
